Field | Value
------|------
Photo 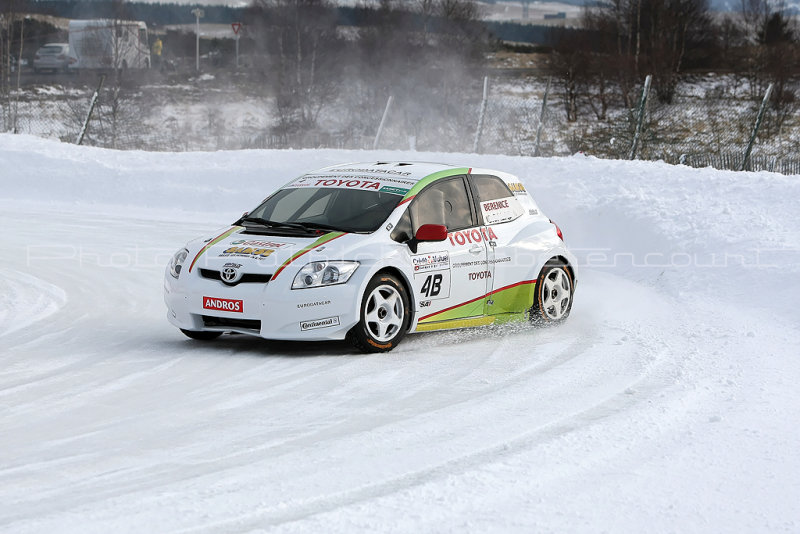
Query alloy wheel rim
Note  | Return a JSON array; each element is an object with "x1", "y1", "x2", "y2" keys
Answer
[
  {"x1": 365, "y1": 284, "x2": 404, "y2": 342},
  {"x1": 542, "y1": 268, "x2": 571, "y2": 320}
]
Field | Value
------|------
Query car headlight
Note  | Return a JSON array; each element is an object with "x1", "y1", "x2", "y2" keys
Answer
[
  {"x1": 169, "y1": 248, "x2": 189, "y2": 278},
  {"x1": 292, "y1": 261, "x2": 359, "y2": 289}
]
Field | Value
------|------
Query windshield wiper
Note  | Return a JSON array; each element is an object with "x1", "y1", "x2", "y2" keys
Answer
[
  {"x1": 294, "y1": 221, "x2": 351, "y2": 233},
  {"x1": 238, "y1": 216, "x2": 306, "y2": 230}
]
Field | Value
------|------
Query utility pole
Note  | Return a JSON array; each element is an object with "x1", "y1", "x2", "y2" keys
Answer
[{"x1": 191, "y1": 8, "x2": 204, "y2": 72}]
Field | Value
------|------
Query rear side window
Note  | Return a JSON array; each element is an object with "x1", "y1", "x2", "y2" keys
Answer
[
  {"x1": 470, "y1": 175, "x2": 523, "y2": 225},
  {"x1": 471, "y1": 175, "x2": 514, "y2": 203}
]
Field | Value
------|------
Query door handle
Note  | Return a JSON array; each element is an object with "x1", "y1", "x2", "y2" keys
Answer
[{"x1": 469, "y1": 245, "x2": 483, "y2": 255}]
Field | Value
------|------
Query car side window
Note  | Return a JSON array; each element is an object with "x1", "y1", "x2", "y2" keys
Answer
[
  {"x1": 412, "y1": 177, "x2": 473, "y2": 232},
  {"x1": 391, "y1": 210, "x2": 413, "y2": 242},
  {"x1": 471, "y1": 175, "x2": 522, "y2": 225},
  {"x1": 471, "y1": 175, "x2": 514, "y2": 203}
]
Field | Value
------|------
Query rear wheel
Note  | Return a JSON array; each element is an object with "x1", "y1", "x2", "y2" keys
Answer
[
  {"x1": 180, "y1": 329, "x2": 223, "y2": 341},
  {"x1": 348, "y1": 273, "x2": 411, "y2": 353},
  {"x1": 530, "y1": 259, "x2": 574, "y2": 326}
]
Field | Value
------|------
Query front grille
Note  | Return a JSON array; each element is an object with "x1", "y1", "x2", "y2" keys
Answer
[
  {"x1": 199, "y1": 269, "x2": 272, "y2": 285},
  {"x1": 202, "y1": 315, "x2": 261, "y2": 331}
]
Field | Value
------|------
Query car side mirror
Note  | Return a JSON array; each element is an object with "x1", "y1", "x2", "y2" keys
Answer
[{"x1": 415, "y1": 224, "x2": 448, "y2": 242}]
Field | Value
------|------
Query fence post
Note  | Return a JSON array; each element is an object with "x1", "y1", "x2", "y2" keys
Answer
[
  {"x1": 76, "y1": 74, "x2": 105, "y2": 146},
  {"x1": 533, "y1": 77, "x2": 551, "y2": 157},
  {"x1": 473, "y1": 76, "x2": 489, "y2": 154},
  {"x1": 629, "y1": 74, "x2": 652, "y2": 160},
  {"x1": 12, "y1": 16, "x2": 25, "y2": 133},
  {"x1": 740, "y1": 83, "x2": 774, "y2": 172},
  {"x1": 372, "y1": 95, "x2": 393, "y2": 150}
]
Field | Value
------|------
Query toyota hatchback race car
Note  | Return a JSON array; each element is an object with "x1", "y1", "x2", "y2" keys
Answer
[{"x1": 165, "y1": 162, "x2": 577, "y2": 352}]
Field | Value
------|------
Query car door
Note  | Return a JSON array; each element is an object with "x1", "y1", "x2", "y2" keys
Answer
[
  {"x1": 468, "y1": 174, "x2": 532, "y2": 317},
  {"x1": 404, "y1": 176, "x2": 491, "y2": 328}
]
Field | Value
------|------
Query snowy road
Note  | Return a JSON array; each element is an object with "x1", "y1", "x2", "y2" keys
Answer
[{"x1": 1, "y1": 136, "x2": 799, "y2": 532}]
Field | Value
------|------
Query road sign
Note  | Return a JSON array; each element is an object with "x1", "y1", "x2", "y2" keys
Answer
[{"x1": 232, "y1": 22, "x2": 242, "y2": 35}]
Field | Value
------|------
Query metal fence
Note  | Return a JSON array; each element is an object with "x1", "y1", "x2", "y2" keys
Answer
[{"x1": 3, "y1": 73, "x2": 800, "y2": 175}]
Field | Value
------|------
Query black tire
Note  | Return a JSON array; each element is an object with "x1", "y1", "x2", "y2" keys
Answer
[
  {"x1": 530, "y1": 259, "x2": 574, "y2": 326},
  {"x1": 180, "y1": 329, "x2": 223, "y2": 341},
  {"x1": 348, "y1": 273, "x2": 411, "y2": 353}
]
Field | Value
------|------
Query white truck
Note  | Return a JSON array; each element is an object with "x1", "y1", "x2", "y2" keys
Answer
[{"x1": 68, "y1": 19, "x2": 151, "y2": 70}]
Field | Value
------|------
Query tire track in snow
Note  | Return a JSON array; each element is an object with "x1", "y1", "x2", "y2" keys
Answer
[{"x1": 0, "y1": 269, "x2": 67, "y2": 339}]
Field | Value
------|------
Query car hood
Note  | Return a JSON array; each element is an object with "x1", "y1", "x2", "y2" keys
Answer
[{"x1": 186, "y1": 226, "x2": 349, "y2": 281}]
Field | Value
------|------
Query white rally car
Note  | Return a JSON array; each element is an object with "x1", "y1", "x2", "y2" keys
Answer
[{"x1": 165, "y1": 162, "x2": 577, "y2": 352}]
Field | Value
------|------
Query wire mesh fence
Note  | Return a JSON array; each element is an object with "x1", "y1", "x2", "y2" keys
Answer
[{"x1": 3, "y1": 73, "x2": 800, "y2": 175}]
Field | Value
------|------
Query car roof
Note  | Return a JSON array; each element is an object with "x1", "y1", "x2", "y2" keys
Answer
[{"x1": 306, "y1": 161, "x2": 466, "y2": 183}]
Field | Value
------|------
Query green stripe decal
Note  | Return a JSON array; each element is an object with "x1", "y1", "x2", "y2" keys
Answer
[
  {"x1": 419, "y1": 280, "x2": 536, "y2": 324},
  {"x1": 400, "y1": 167, "x2": 471, "y2": 202},
  {"x1": 271, "y1": 232, "x2": 346, "y2": 280},
  {"x1": 188, "y1": 226, "x2": 242, "y2": 273}
]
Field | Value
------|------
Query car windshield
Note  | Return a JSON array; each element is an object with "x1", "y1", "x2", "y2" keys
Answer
[
  {"x1": 40, "y1": 46, "x2": 63, "y2": 54},
  {"x1": 243, "y1": 187, "x2": 404, "y2": 234}
]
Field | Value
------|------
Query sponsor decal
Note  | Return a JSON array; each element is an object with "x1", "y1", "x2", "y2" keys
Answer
[
  {"x1": 448, "y1": 226, "x2": 498, "y2": 246},
  {"x1": 300, "y1": 316, "x2": 340, "y2": 331},
  {"x1": 412, "y1": 251, "x2": 450, "y2": 272},
  {"x1": 229, "y1": 239, "x2": 293, "y2": 248},
  {"x1": 419, "y1": 300, "x2": 432, "y2": 308},
  {"x1": 297, "y1": 300, "x2": 331, "y2": 309},
  {"x1": 468, "y1": 270, "x2": 492, "y2": 280},
  {"x1": 285, "y1": 173, "x2": 415, "y2": 193},
  {"x1": 480, "y1": 197, "x2": 524, "y2": 225},
  {"x1": 332, "y1": 167, "x2": 412, "y2": 176},
  {"x1": 219, "y1": 246, "x2": 275, "y2": 260},
  {"x1": 203, "y1": 296, "x2": 243, "y2": 313},
  {"x1": 313, "y1": 178, "x2": 381, "y2": 190},
  {"x1": 379, "y1": 186, "x2": 410, "y2": 195},
  {"x1": 385, "y1": 222, "x2": 394, "y2": 231},
  {"x1": 508, "y1": 182, "x2": 527, "y2": 195},
  {"x1": 529, "y1": 209, "x2": 539, "y2": 215},
  {"x1": 189, "y1": 226, "x2": 243, "y2": 273},
  {"x1": 451, "y1": 257, "x2": 511, "y2": 269},
  {"x1": 483, "y1": 199, "x2": 511, "y2": 211}
]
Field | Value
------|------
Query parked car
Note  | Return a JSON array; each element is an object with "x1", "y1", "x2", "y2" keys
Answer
[
  {"x1": 164, "y1": 162, "x2": 577, "y2": 352},
  {"x1": 33, "y1": 43, "x2": 71, "y2": 73}
]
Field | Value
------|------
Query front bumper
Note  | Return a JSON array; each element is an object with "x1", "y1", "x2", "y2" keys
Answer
[{"x1": 164, "y1": 265, "x2": 365, "y2": 341}]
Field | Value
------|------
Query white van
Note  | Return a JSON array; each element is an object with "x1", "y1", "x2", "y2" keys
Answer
[{"x1": 68, "y1": 19, "x2": 151, "y2": 70}]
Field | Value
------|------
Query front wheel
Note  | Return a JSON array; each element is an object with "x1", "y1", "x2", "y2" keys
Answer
[
  {"x1": 348, "y1": 273, "x2": 411, "y2": 353},
  {"x1": 530, "y1": 259, "x2": 574, "y2": 326},
  {"x1": 180, "y1": 329, "x2": 223, "y2": 341}
]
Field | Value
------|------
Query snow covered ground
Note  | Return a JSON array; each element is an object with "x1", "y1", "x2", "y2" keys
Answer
[{"x1": 1, "y1": 134, "x2": 799, "y2": 532}]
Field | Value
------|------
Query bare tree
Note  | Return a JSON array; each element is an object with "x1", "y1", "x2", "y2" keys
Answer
[
  {"x1": 736, "y1": 0, "x2": 799, "y2": 134},
  {"x1": 1, "y1": 0, "x2": 28, "y2": 132},
  {"x1": 247, "y1": 0, "x2": 344, "y2": 139},
  {"x1": 581, "y1": 0, "x2": 712, "y2": 104}
]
